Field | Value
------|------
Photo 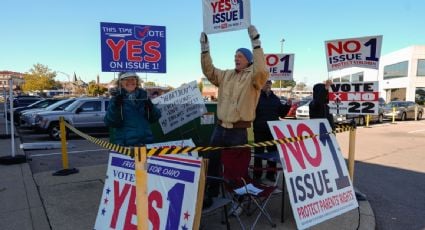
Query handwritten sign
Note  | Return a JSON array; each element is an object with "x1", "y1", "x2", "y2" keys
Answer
[
  {"x1": 202, "y1": 0, "x2": 251, "y2": 34},
  {"x1": 152, "y1": 81, "x2": 207, "y2": 134},
  {"x1": 94, "y1": 152, "x2": 202, "y2": 230},
  {"x1": 100, "y1": 22, "x2": 166, "y2": 73},
  {"x1": 329, "y1": 81, "x2": 379, "y2": 115},
  {"x1": 325, "y1": 35, "x2": 382, "y2": 72},
  {"x1": 265, "y1": 53, "x2": 294, "y2": 80},
  {"x1": 268, "y1": 119, "x2": 358, "y2": 229}
]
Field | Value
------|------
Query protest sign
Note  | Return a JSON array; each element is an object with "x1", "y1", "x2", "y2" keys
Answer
[
  {"x1": 100, "y1": 22, "x2": 166, "y2": 73},
  {"x1": 94, "y1": 152, "x2": 203, "y2": 230},
  {"x1": 202, "y1": 0, "x2": 251, "y2": 34},
  {"x1": 152, "y1": 81, "x2": 207, "y2": 134},
  {"x1": 268, "y1": 119, "x2": 358, "y2": 229},
  {"x1": 265, "y1": 53, "x2": 294, "y2": 80},
  {"x1": 325, "y1": 35, "x2": 383, "y2": 72},
  {"x1": 329, "y1": 81, "x2": 379, "y2": 115}
]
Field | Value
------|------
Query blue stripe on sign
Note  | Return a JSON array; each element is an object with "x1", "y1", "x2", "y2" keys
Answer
[
  {"x1": 147, "y1": 163, "x2": 194, "y2": 183},
  {"x1": 111, "y1": 157, "x2": 135, "y2": 170}
]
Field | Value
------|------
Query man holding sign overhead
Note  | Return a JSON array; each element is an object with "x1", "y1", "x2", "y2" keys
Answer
[{"x1": 200, "y1": 25, "x2": 268, "y2": 207}]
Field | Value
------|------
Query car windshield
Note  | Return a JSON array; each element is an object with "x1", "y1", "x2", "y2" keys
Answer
[
  {"x1": 45, "y1": 99, "x2": 75, "y2": 110},
  {"x1": 386, "y1": 101, "x2": 403, "y2": 108},
  {"x1": 299, "y1": 100, "x2": 311, "y2": 107},
  {"x1": 64, "y1": 100, "x2": 81, "y2": 112}
]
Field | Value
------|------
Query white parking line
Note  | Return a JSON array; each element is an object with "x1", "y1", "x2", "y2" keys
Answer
[
  {"x1": 408, "y1": 129, "x2": 425, "y2": 134},
  {"x1": 30, "y1": 149, "x2": 108, "y2": 157}
]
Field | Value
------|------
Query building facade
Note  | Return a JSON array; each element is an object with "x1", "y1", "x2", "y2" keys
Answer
[
  {"x1": 0, "y1": 71, "x2": 25, "y2": 92},
  {"x1": 330, "y1": 45, "x2": 425, "y2": 104}
]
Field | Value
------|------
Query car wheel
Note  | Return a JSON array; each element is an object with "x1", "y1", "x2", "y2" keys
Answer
[
  {"x1": 48, "y1": 122, "x2": 69, "y2": 140},
  {"x1": 378, "y1": 114, "x2": 383, "y2": 123},
  {"x1": 401, "y1": 112, "x2": 406, "y2": 121},
  {"x1": 418, "y1": 112, "x2": 423, "y2": 120}
]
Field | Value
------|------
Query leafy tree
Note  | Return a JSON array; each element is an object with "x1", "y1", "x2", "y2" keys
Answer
[
  {"x1": 144, "y1": 81, "x2": 156, "y2": 87},
  {"x1": 272, "y1": 80, "x2": 296, "y2": 88},
  {"x1": 295, "y1": 82, "x2": 307, "y2": 90},
  {"x1": 22, "y1": 63, "x2": 57, "y2": 92},
  {"x1": 87, "y1": 80, "x2": 107, "y2": 96},
  {"x1": 198, "y1": 81, "x2": 203, "y2": 93}
]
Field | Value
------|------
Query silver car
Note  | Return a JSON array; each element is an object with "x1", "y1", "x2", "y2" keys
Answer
[
  {"x1": 20, "y1": 98, "x2": 76, "y2": 129},
  {"x1": 34, "y1": 97, "x2": 110, "y2": 140},
  {"x1": 382, "y1": 101, "x2": 423, "y2": 121}
]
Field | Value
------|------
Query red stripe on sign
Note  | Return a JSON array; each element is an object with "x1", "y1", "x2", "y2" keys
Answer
[{"x1": 329, "y1": 92, "x2": 348, "y2": 101}]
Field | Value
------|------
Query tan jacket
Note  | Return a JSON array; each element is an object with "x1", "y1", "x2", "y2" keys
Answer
[{"x1": 201, "y1": 48, "x2": 269, "y2": 128}]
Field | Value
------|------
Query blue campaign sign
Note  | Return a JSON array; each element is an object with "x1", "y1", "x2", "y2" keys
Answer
[{"x1": 100, "y1": 22, "x2": 166, "y2": 73}]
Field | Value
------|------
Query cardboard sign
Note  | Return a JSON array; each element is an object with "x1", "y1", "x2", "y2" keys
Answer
[
  {"x1": 202, "y1": 0, "x2": 251, "y2": 34},
  {"x1": 146, "y1": 139, "x2": 198, "y2": 157},
  {"x1": 94, "y1": 152, "x2": 202, "y2": 230},
  {"x1": 329, "y1": 81, "x2": 379, "y2": 115},
  {"x1": 268, "y1": 119, "x2": 358, "y2": 230},
  {"x1": 265, "y1": 53, "x2": 295, "y2": 80},
  {"x1": 325, "y1": 35, "x2": 383, "y2": 72},
  {"x1": 152, "y1": 81, "x2": 207, "y2": 134},
  {"x1": 100, "y1": 22, "x2": 166, "y2": 73}
]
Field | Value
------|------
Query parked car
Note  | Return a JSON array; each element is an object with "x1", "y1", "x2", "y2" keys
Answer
[
  {"x1": 382, "y1": 101, "x2": 423, "y2": 121},
  {"x1": 295, "y1": 101, "x2": 347, "y2": 124},
  {"x1": 34, "y1": 97, "x2": 110, "y2": 140},
  {"x1": 286, "y1": 99, "x2": 310, "y2": 118},
  {"x1": 9, "y1": 95, "x2": 43, "y2": 107},
  {"x1": 20, "y1": 98, "x2": 76, "y2": 129},
  {"x1": 8, "y1": 98, "x2": 62, "y2": 125}
]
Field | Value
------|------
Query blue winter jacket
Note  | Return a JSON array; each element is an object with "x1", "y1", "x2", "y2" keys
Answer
[{"x1": 104, "y1": 88, "x2": 161, "y2": 146}]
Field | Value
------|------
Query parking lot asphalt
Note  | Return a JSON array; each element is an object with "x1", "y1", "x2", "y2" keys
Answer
[{"x1": 0, "y1": 107, "x2": 376, "y2": 230}]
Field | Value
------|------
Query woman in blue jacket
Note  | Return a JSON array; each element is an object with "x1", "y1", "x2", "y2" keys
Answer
[{"x1": 104, "y1": 72, "x2": 161, "y2": 146}]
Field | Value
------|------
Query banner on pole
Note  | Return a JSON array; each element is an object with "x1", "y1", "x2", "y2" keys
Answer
[
  {"x1": 100, "y1": 22, "x2": 166, "y2": 73},
  {"x1": 94, "y1": 152, "x2": 203, "y2": 230},
  {"x1": 268, "y1": 119, "x2": 358, "y2": 229},
  {"x1": 202, "y1": 0, "x2": 251, "y2": 34},
  {"x1": 325, "y1": 35, "x2": 383, "y2": 72},
  {"x1": 265, "y1": 53, "x2": 294, "y2": 81}
]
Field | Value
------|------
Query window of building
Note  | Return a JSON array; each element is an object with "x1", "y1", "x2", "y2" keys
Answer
[
  {"x1": 416, "y1": 87, "x2": 425, "y2": 105},
  {"x1": 341, "y1": 75, "x2": 350, "y2": 82},
  {"x1": 351, "y1": 72, "x2": 364, "y2": 82},
  {"x1": 417, "y1": 59, "x2": 425, "y2": 76},
  {"x1": 332, "y1": 77, "x2": 340, "y2": 83},
  {"x1": 383, "y1": 61, "x2": 408, "y2": 79}
]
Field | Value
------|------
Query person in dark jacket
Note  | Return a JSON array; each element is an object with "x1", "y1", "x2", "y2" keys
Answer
[
  {"x1": 253, "y1": 80, "x2": 291, "y2": 181},
  {"x1": 104, "y1": 72, "x2": 161, "y2": 146},
  {"x1": 309, "y1": 80, "x2": 335, "y2": 130}
]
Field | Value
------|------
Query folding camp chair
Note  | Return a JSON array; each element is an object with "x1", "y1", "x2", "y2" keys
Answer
[{"x1": 221, "y1": 148, "x2": 281, "y2": 229}]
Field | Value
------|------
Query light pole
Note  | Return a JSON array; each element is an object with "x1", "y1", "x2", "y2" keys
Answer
[
  {"x1": 280, "y1": 38, "x2": 285, "y2": 53},
  {"x1": 279, "y1": 38, "x2": 285, "y2": 97},
  {"x1": 56, "y1": 71, "x2": 71, "y2": 96}
]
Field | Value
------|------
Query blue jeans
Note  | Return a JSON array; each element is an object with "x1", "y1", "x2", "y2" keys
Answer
[{"x1": 204, "y1": 125, "x2": 247, "y2": 197}]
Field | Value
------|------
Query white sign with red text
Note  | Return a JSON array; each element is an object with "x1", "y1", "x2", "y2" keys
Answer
[
  {"x1": 329, "y1": 81, "x2": 379, "y2": 115},
  {"x1": 265, "y1": 53, "x2": 294, "y2": 80},
  {"x1": 268, "y1": 119, "x2": 358, "y2": 230},
  {"x1": 325, "y1": 35, "x2": 383, "y2": 72},
  {"x1": 202, "y1": 0, "x2": 251, "y2": 34},
  {"x1": 94, "y1": 151, "x2": 202, "y2": 230}
]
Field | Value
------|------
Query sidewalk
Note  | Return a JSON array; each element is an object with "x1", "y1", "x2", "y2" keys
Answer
[{"x1": 0, "y1": 116, "x2": 376, "y2": 230}]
